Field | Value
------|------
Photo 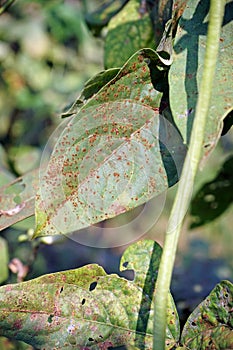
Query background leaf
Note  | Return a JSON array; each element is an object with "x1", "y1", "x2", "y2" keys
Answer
[
  {"x1": 190, "y1": 155, "x2": 233, "y2": 228},
  {"x1": 169, "y1": 0, "x2": 233, "y2": 162},
  {"x1": 62, "y1": 67, "x2": 121, "y2": 118},
  {"x1": 35, "y1": 49, "x2": 186, "y2": 238},
  {"x1": 104, "y1": 0, "x2": 154, "y2": 68},
  {"x1": 85, "y1": 0, "x2": 129, "y2": 36},
  {"x1": 0, "y1": 240, "x2": 179, "y2": 349},
  {"x1": 181, "y1": 280, "x2": 233, "y2": 349},
  {"x1": 0, "y1": 169, "x2": 38, "y2": 231},
  {"x1": 0, "y1": 237, "x2": 9, "y2": 284}
]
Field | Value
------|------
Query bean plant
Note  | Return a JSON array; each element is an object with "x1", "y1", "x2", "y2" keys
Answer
[{"x1": 0, "y1": 0, "x2": 232, "y2": 349}]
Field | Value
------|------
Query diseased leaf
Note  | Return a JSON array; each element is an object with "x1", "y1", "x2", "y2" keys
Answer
[
  {"x1": 169, "y1": 0, "x2": 233, "y2": 162},
  {"x1": 181, "y1": 280, "x2": 233, "y2": 349},
  {"x1": 0, "y1": 169, "x2": 38, "y2": 231},
  {"x1": 0, "y1": 237, "x2": 9, "y2": 283},
  {"x1": 0, "y1": 240, "x2": 179, "y2": 349},
  {"x1": 62, "y1": 68, "x2": 121, "y2": 118},
  {"x1": 35, "y1": 49, "x2": 186, "y2": 238},
  {"x1": 190, "y1": 155, "x2": 233, "y2": 228},
  {"x1": 104, "y1": 0, "x2": 154, "y2": 68},
  {"x1": 85, "y1": 0, "x2": 129, "y2": 36}
]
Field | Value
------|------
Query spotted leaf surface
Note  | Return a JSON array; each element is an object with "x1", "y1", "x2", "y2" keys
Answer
[
  {"x1": 169, "y1": 0, "x2": 233, "y2": 162},
  {"x1": 35, "y1": 49, "x2": 186, "y2": 238},
  {"x1": 104, "y1": 0, "x2": 154, "y2": 68},
  {"x1": 0, "y1": 240, "x2": 179, "y2": 349},
  {"x1": 181, "y1": 280, "x2": 233, "y2": 349}
]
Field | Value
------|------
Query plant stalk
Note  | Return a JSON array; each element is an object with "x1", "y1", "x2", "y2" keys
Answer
[
  {"x1": 153, "y1": 0, "x2": 225, "y2": 349},
  {"x1": 0, "y1": 0, "x2": 15, "y2": 15}
]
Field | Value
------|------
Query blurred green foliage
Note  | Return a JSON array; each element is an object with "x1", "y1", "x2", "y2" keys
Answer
[{"x1": 0, "y1": 0, "x2": 103, "y2": 153}]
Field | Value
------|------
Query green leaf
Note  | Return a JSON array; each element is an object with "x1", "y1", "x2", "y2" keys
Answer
[
  {"x1": 0, "y1": 336, "x2": 33, "y2": 350},
  {"x1": 181, "y1": 280, "x2": 233, "y2": 349},
  {"x1": 104, "y1": 0, "x2": 154, "y2": 68},
  {"x1": 35, "y1": 49, "x2": 186, "y2": 238},
  {"x1": 8, "y1": 146, "x2": 41, "y2": 175},
  {"x1": 62, "y1": 68, "x2": 121, "y2": 118},
  {"x1": 0, "y1": 169, "x2": 38, "y2": 231},
  {"x1": 169, "y1": 0, "x2": 233, "y2": 162},
  {"x1": 190, "y1": 155, "x2": 233, "y2": 228},
  {"x1": 85, "y1": 0, "x2": 129, "y2": 36},
  {"x1": 0, "y1": 240, "x2": 179, "y2": 349},
  {"x1": 0, "y1": 145, "x2": 15, "y2": 186},
  {"x1": 0, "y1": 237, "x2": 9, "y2": 284}
]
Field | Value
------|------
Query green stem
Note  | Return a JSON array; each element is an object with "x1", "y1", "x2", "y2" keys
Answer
[
  {"x1": 153, "y1": 0, "x2": 225, "y2": 349},
  {"x1": 0, "y1": 0, "x2": 15, "y2": 15}
]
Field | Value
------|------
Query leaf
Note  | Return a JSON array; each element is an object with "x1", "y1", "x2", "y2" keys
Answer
[
  {"x1": 181, "y1": 280, "x2": 233, "y2": 349},
  {"x1": 190, "y1": 155, "x2": 233, "y2": 228},
  {"x1": 169, "y1": 0, "x2": 233, "y2": 162},
  {"x1": 0, "y1": 240, "x2": 179, "y2": 349},
  {"x1": 104, "y1": 0, "x2": 154, "y2": 68},
  {"x1": 0, "y1": 237, "x2": 9, "y2": 284},
  {"x1": 0, "y1": 336, "x2": 33, "y2": 350},
  {"x1": 8, "y1": 146, "x2": 41, "y2": 175},
  {"x1": 34, "y1": 49, "x2": 186, "y2": 238},
  {"x1": 0, "y1": 145, "x2": 15, "y2": 186},
  {"x1": 155, "y1": 0, "x2": 187, "y2": 66},
  {"x1": 85, "y1": 0, "x2": 129, "y2": 36},
  {"x1": 0, "y1": 167, "x2": 15, "y2": 187},
  {"x1": 62, "y1": 68, "x2": 121, "y2": 118},
  {"x1": 0, "y1": 169, "x2": 38, "y2": 231}
]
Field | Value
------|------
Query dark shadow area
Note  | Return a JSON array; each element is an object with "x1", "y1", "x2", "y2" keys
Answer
[
  {"x1": 134, "y1": 241, "x2": 159, "y2": 348},
  {"x1": 190, "y1": 155, "x2": 233, "y2": 228}
]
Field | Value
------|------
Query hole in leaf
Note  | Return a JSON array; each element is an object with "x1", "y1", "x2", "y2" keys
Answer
[
  {"x1": 81, "y1": 298, "x2": 86, "y2": 305},
  {"x1": 89, "y1": 281, "x2": 97, "y2": 291},
  {"x1": 122, "y1": 261, "x2": 129, "y2": 268},
  {"x1": 60, "y1": 286, "x2": 64, "y2": 293},
  {"x1": 88, "y1": 337, "x2": 94, "y2": 342}
]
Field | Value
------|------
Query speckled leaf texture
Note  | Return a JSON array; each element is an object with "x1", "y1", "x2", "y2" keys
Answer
[
  {"x1": 104, "y1": 0, "x2": 154, "y2": 68},
  {"x1": 181, "y1": 280, "x2": 233, "y2": 349},
  {"x1": 35, "y1": 49, "x2": 186, "y2": 238},
  {"x1": 0, "y1": 240, "x2": 180, "y2": 349},
  {"x1": 169, "y1": 0, "x2": 233, "y2": 162}
]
